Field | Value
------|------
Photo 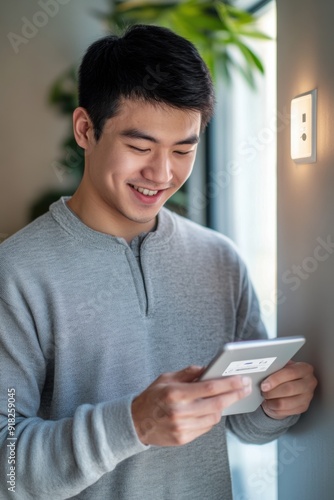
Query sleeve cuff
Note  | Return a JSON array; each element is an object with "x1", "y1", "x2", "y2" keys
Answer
[
  {"x1": 252, "y1": 405, "x2": 300, "y2": 433},
  {"x1": 226, "y1": 405, "x2": 301, "y2": 444},
  {"x1": 101, "y1": 394, "x2": 150, "y2": 464}
]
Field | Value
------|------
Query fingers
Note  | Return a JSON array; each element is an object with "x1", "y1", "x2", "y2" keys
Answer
[
  {"x1": 137, "y1": 388, "x2": 253, "y2": 447},
  {"x1": 158, "y1": 383, "x2": 252, "y2": 422},
  {"x1": 262, "y1": 374, "x2": 315, "y2": 400},
  {"x1": 189, "y1": 387, "x2": 253, "y2": 417},
  {"x1": 132, "y1": 369, "x2": 253, "y2": 447},
  {"x1": 261, "y1": 362, "x2": 315, "y2": 392},
  {"x1": 158, "y1": 412, "x2": 226, "y2": 446},
  {"x1": 262, "y1": 393, "x2": 315, "y2": 419},
  {"x1": 166, "y1": 365, "x2": 206, "y2": 383},
  {"x1": 260, "y1": 361, "x2": 318, "y2": 419},
  {"x1": 164, "y1": 374, "x2": 252, "y2": 404},
  {"x1": 197, "y1": 375, "x2": 252, "y2": 399}
]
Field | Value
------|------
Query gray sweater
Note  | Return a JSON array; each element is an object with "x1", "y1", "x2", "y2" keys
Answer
[{"x1": 0, "y1": 198, "x2": 298, "y2": 499}]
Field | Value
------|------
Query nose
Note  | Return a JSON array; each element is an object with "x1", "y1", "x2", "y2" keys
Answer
[{"x1": 141, "y1": 151, "x2": 173, "y2": 186}]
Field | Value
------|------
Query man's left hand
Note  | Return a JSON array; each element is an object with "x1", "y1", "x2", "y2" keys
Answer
[{"x1": 261, "y1": 361, "x2": 318, "y2": 419}]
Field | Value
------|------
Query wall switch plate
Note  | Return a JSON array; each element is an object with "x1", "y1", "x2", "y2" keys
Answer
[{"x1": 291, "y1": 89, "x2": 317, "y2": 163}]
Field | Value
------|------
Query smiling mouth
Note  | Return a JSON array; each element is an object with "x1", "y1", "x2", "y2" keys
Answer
[{"x1": 130, "y1": 184, "x2": 160, "y2": 197}]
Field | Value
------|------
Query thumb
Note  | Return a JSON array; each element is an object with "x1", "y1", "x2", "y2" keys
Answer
[{"x1": 172, "y1": 365, "x2": 205, "y2": 383}]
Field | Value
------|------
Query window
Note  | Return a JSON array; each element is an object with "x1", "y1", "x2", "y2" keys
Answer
[{"x1": 203, "y1": 2, "x2": 278, "y2": 499}]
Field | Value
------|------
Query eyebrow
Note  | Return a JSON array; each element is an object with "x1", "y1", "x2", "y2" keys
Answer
[{"x1": 119, "y1": 128, "x2": 199, "y2": 146}]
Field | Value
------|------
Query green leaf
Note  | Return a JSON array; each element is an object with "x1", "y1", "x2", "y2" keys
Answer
[
  {"x1": 235, "y1": 40, "x2": 265, "y2": 74},
  {"x1": 228, "y1": 53, "x2": 257, "y2": 88},
  {"x1": 224, "y1": 4, "x2": 255, "y2": 24},
  {"x1": 97, "y1": 0, "x2": 270, "y2": 86},
  {"x1": 237, "y1": 30, "x2": 272, "y2": 41}
]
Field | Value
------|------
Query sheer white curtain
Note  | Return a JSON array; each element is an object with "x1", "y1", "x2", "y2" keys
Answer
[{"x1": 224, "y1": 4, "x2": 278, "y2": 500}]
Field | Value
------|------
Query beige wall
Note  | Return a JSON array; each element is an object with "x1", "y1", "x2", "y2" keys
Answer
[
  {"x1": 277, "y1": 0, "x2": 334, "y2": 497},
  {"x1": 0, "y1": 0, "x2": 107, "y2": 237}
]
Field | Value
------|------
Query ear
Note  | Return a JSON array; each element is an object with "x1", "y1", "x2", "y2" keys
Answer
[{"x1": 72, "y1": 107, "x2": 95, "y2": 150}]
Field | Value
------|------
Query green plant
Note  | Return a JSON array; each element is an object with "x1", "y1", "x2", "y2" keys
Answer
[
  {"x1": 38, "y1": 0, "x2": 269, "y2": 220},
  {"x1": 100, "y1": 0, "x2": 270, "y2": 85}
]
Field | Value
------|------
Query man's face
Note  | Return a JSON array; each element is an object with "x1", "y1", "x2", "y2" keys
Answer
[{"x1": 79, "y1": 99, "x2": 201, "y2": 238}]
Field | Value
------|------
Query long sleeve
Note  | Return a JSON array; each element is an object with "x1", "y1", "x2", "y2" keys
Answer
[
  {"x1": 0, "y1": 297, "x2": 148, "y2": 500},
  {"x1": 0, "y1": 201, "x2": 305, "y2": 499},
  {"x1": 226, "y1": 407, "x2": 299, "y2": 445}
]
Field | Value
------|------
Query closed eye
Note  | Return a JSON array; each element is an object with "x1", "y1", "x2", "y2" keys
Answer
[
  {"x1": 175, "y1": 150, "x2": 195, "y2": 155},
  {"x1": 128, "y1": 145, "x2": 150, "y2": 153}
]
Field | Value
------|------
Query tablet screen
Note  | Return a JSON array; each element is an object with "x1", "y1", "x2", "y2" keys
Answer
[{"x1": 199, "y1": 336, "x2": 305, "y2": 415}]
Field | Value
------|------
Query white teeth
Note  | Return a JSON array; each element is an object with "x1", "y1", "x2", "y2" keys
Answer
[{"x1": 132, "y1": 185, "x2": 158, "y2": 196}]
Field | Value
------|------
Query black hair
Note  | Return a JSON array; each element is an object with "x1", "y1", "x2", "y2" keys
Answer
[{"x1": 78, "y1": 24, "x2": 215, "y2": 141}]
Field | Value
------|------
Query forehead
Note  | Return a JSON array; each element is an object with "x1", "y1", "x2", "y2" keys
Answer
[{"x1": 103, "y1": 99, "x2": 201, "y2": 138}]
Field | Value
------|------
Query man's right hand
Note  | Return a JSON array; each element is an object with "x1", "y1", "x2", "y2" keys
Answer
[{"x1": 131, "y1": 365, "x2": 252, "y2": 447}]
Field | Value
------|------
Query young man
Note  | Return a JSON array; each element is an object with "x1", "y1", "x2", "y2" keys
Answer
[{"x1": 0, "y1": 25, "x2": 316, "y2": 499}]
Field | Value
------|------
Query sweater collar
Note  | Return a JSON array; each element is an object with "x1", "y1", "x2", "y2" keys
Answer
[{"x1": 50, "y1": 197, "x2": 175, "y2": 250}]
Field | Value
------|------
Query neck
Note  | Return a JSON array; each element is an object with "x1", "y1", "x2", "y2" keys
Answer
[{"x1": 67, "y1": 187, "x2": 157, "y2": 243}]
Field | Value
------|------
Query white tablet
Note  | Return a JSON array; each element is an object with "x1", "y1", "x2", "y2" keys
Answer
[{"x1": 199, "y1": 336, "x2": 306, "y2": 416}]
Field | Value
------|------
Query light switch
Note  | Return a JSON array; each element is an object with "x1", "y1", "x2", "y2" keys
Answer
[{"x1": 291, "y1": 89, "x2": 317, "y2": 163}]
